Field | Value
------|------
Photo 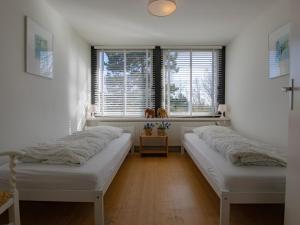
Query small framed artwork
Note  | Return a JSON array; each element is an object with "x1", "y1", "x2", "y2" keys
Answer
[
  {"x1": 269, "y1": 23, "x2": 290, "y2": 79},
  {"x1": 26, "y1": 16, "x2": 54, "y2": 79}
]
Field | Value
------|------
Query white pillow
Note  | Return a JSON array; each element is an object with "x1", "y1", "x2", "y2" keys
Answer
[
  {"x1": 57, "y1": 126, "x2": 124, "y2": 144},
  {"x1": 81, "y1": 126, "x2": 124, "y2": 138},
  {"x1": 193, "y1": 125, "x2": 232, "y2": 138}
]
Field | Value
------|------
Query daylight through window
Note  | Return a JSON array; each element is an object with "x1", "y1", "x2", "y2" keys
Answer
[
  {"x1": 92, "y1": 47, "x2": 225, "y2": 117},
  {"x1": 96, "y1": 49, "x2": 154, "y2": 117},
  {"x1": 163, "y1": 49, "x2": 221, "y2": 116}
]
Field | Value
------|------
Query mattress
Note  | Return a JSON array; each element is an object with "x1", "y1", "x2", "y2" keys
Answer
[
  {"x1": 184, "y1": 133, "x2": 286, "y2": 193},
  {"x1": 0, "y1": 133, "x2": 132, "y2": 191}
]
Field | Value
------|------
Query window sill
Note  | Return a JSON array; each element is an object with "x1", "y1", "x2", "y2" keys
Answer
[{"x1": 86, "y1": 116, "x2": 230, "y2": 123}]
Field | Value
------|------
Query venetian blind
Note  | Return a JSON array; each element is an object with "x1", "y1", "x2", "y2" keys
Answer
[
  {"x1": 162, "y1": 48, "x2": 225, "y2": 116},
  {"x1": 96, "y1": 49, "x2": 154, "y2": 117}
]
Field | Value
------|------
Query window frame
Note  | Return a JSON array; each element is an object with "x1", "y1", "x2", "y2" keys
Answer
[
  {"x1": 91, "y1": 46, "x2": 225, "y2": 118},
  {"x1": 162, "y1": 49, "x2": 220, "y2": 117},
  {"x1": 97, "y1": 49, "x2": 154, "y2": 117}
]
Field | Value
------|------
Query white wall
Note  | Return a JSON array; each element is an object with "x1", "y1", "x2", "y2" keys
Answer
[
  {"x1": 0, "y1": 0, "x2": 90, "y2": 150},
  {"x1": 87, "y1": 118, "x2": 227, "y2": 146},
  {"x1": 226, "y1": 0, "x2": 290, "y2": 148}
]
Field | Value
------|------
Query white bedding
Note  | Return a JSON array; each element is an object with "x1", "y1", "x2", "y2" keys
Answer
[
  {"x1": 20, "y1": 126, "x2": 123, "y2": 165},
  {"x1": 0, "y1": 133, "x2": 132, "y2": 191},
  {"x1": 184, "y1": 133, "x2": 286, "y2": 193},
  {"x1": 193, "y1": 126, "x2": 286, "y2": 167}
]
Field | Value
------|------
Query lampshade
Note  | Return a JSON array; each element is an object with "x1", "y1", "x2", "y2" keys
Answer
[
  {"x1": 148, "y1": 0, "x2": 177, "y2": 17},
  {"x1": 218, "y1": 104, "x2": 227, "y2": 113}
]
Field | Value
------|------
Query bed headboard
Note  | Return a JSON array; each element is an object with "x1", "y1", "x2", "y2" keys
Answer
[{"x1": 118, "y1": 126, "x2": 135, "y2": 144}]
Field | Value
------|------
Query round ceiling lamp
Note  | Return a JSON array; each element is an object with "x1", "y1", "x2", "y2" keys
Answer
[{"x1": 148, "y1": 0, "x2": 177, "y2": 17}]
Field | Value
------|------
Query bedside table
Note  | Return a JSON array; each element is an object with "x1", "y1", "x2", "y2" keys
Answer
[{"x1": 139, "y1": 134, "x2": 168, "y2": 156}]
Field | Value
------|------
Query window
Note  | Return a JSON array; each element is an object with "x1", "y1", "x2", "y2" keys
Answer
[
  {"x1": 95, "y1": 49, "x2": 154, "y2": 117},
  {"x1": 163, "y1": 49, "x2": 223, "y2": 116},
  {"x1": 91, "y1": 46, "x2": 225, "y2": 118}
]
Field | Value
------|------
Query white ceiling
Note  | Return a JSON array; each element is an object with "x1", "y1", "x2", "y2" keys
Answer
[{"x1": 46, "y1": 0, "x2": 278, "y2": 46}]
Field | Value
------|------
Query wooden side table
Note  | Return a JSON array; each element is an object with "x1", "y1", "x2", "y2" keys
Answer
[{"x1": 139, "y1": 135, "x2": 168, "y2": 156}]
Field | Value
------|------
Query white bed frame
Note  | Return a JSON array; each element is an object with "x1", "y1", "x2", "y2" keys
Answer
[
  {"x1": 181, "y1": 127, "x2": 285, "y2": 225},
  {"x1": 18, "y1": 126, "x2": 135, "y2": 225}
]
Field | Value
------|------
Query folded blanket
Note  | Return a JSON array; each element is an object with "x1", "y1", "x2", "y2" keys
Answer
[
  {"x1": 193, "y1": 126, "x2": 287, "y2": 167},
  {"x1": 19, "y1": 126, "x2": 123, "y2": 166}
]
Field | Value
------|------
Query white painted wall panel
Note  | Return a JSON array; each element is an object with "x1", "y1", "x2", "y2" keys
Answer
[
  {"x1": 86, "y1": 119, "x2": 224, "y2": 146},
  {"x1": 226, "y1": 0, "x2": 290, "y2": 148},
  {"x1": 0, "y1": 0, "x2": 90, "y2": 150}
]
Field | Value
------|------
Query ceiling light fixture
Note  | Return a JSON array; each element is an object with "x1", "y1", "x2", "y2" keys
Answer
[{"x1": 148, "y1": 0, "x2": 177, "y2": 17}]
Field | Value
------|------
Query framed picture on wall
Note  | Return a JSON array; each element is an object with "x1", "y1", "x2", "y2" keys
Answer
[
  {"x1": 269, "y1": 23, "x2": 290, "y2": 79},
  {"x1": 26, "y1": 16, "x2": 54, "y2": 79}
]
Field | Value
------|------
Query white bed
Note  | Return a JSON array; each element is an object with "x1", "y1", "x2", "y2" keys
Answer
[
  {"x1": 182, "y1": 131, "x2": 286, "y2": 225},
  {"x1": 0, "y1": 132, "x2": 133, "y2": 225}
]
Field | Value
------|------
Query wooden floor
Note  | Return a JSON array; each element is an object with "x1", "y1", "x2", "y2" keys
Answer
[{"x1": 0, "y1": 154, "x2": 284, "y2": 225}]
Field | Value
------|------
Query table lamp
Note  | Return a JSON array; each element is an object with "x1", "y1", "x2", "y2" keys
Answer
[
  {"x1": 90, "y1": 104, "x2": 96, "y2": 118},
  {"x1": 218, "y1": 104, "x2": 227, "y2": 118}
]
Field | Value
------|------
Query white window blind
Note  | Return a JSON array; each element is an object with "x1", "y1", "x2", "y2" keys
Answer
[
  {"x1": 163, "y1": 49, "x2": 220, "y2": 116},
  {"x1": 96, "y1": 49, "x2": 153, "y2": 117}
]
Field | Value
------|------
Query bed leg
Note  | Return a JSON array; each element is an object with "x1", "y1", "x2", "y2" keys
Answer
[
  {"x1": 220, "y1": 192, "x2": 230, "y2": 225},
  {"x1": 131, "y1": 145, "x2": 135, "y2": 154},
  {"x1": 94, "y1": 192, "x2": 104, "y2": 225},
  {"x1": 181, "y1": 146, "x2": 185, "y2": 155},
  {"x1": 8, "y1": 190, "x2": 20, "y2": 225}
]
